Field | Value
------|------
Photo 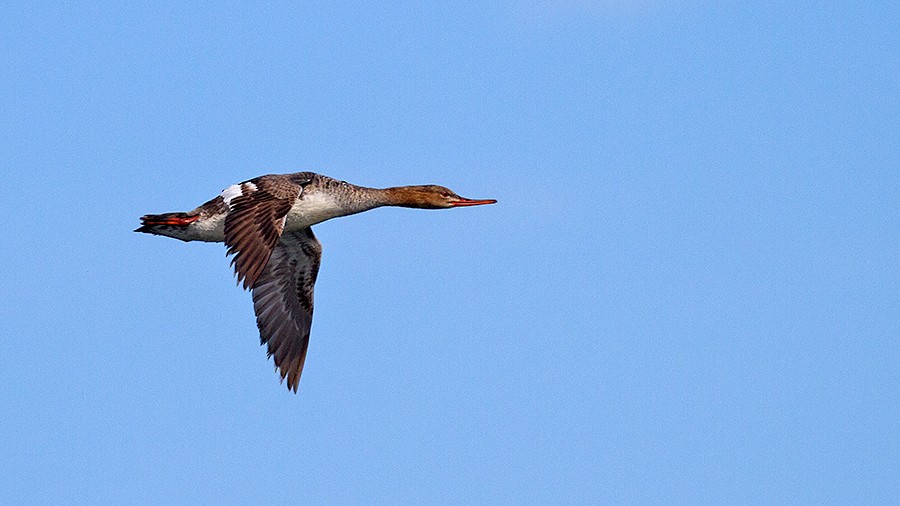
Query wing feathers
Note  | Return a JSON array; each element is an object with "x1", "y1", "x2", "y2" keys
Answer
[
  {"x1": 221, "y1": 175, "x2": 320, "y2": 391},
  {"x1": 251, "y1": 228, "x2": 322, "y2": 392},
  {"x1": 223, "y1": 178, "x2": 300, "y2": 290}
]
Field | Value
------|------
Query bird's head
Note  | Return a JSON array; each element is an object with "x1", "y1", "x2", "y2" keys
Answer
[{"x1": 389, "y1": 185, "x2": 497, "y2": 209}]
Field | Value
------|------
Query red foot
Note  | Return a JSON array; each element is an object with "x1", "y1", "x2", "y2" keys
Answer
[{"x1": 140, "y1": 214, "x2": 200, "y2": 226}]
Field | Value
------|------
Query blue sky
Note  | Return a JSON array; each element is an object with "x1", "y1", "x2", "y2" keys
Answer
[{"x1": 1, "y1": 1, "x2": 897, "y2": 503}]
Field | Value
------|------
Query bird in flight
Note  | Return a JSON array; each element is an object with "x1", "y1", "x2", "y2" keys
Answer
[{"x1": 136, "y1": 172, "x2": 496, "y2": 392}]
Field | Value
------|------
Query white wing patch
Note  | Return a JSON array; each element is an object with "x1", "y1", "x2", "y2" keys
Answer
[
  {"x1": 222, "y1": 181, "x2": 259, "y2": 208},
  {"x1": 222, "y1": 184, "x2": 243, "y2": 207}
]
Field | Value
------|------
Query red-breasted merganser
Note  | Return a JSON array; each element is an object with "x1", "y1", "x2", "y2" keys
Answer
[{"x1": 136, "y1": 172, "x2": 496, "y2": 392}]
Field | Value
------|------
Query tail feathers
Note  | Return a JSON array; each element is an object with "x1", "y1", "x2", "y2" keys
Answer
[
  {"x1": 139, "y1": 212, "x2": 200, "y2": 226},
  {"x1": 135, "y1": 212, "x2": 200, "y2": 236}
]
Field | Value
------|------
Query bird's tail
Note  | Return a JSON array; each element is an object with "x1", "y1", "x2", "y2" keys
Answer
[{"x1": 134, "y1": 212, "x2": 200, "y2": 236}]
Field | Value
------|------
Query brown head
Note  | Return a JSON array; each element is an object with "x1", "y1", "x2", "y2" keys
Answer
[{"x1": 384, "y1": 185, "x2": 497, "y2": 209}]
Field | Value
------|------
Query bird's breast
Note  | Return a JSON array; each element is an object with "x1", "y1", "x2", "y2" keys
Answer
[{"x1": 284, "y1": 192, "x2": 347, "y2": 230}]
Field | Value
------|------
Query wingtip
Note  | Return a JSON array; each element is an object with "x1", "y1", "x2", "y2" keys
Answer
[{"x1": 276, "y1": 367, "x2": 301, "y2": 393}]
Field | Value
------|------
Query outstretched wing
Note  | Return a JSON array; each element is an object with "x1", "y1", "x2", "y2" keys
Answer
[
  {"x1": 223, "y1": 176, "x2": 306, "y2": 290},
  {"x1": 251, "y1": 228, "x2": 322, "y2": 392}
]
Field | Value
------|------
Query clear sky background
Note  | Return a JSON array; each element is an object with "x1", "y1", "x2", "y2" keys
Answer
[{"x1": 1, "y1": 1, "x2": 897, "y2": 504}]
